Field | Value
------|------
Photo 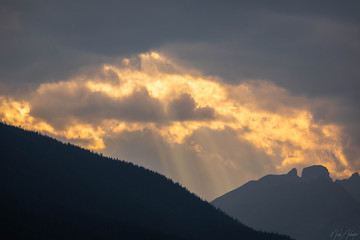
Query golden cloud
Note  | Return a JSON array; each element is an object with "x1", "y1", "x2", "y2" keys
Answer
[{"x1": 0, "y1": 51, "x2": 354, "y2": 192}]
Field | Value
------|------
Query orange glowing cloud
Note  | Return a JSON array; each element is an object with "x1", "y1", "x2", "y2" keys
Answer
[{"x1": 0, "y1": 51, "x2": 354, "y2": 198}]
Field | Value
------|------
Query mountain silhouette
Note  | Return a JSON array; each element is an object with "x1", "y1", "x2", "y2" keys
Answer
[
  {"x1": 336, "y1": 172, "x2": 360, "y2": 203},
  {"x1": 0, "y1": 122, "x2": 291, "y2": 240},
  {"x1": 212, "y1": 165, "x2": 360, "y2": 240}
]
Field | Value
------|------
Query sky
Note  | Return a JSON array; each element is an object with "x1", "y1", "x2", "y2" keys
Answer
[{"x1": 1, "y1": 0, "x2": 360, "y2": 200}]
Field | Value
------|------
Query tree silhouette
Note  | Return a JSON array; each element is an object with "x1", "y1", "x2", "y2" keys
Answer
[{"x1": 0, "y1": 122, "x2": 293, "y2": 240}]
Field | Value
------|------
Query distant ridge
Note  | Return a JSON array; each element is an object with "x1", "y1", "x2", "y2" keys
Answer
[
  {"x1": 0, "y1": 122, "x2": 291, "y2": 240},
  {"x1": 212, "y1": 165, "x2": 360, "y2": 240},
  {"x1": 336, "y1": 172, "x2": 360, "y2": 202}
]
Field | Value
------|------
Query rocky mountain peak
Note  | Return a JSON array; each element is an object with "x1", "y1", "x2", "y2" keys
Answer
[{"x1": 301, "y1": 165, "x2": 332, "y2": 182}]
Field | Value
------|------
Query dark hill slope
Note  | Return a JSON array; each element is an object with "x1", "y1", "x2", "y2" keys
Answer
[{"x1": 0, "y1": 123, "x2": 291, "y2": 240}]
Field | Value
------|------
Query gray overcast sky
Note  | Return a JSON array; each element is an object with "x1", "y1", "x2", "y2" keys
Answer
[
  {"x1": 2, "y1": 1, "x2": 359, "y2": 93},
  {"x1": 1, "y1": 0, "x2": 360, "y2": 199}
]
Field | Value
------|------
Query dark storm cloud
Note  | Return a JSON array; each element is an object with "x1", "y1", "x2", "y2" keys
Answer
[
  {"x1": 2, "y1": 0, "x2": 359, "y2": 96},
  {"x1": 168, "y1": 94, "x2": 215, "y2": 121},
  {"x1": 164, "y1": 16, "x2": 360, "y2": 102},
  {"x1": 28, "y1": 81, "x2": 217, "y2": 129},
  {"x1": 29, "y1": 84, "x2": 166, "y2": 128}
]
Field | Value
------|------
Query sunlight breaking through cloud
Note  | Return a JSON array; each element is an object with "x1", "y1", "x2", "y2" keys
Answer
[{"x1": 0, "y1": 51, "x2": 354, "y2": 198}]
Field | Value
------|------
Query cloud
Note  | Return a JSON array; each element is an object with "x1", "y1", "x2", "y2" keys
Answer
[
  {"x1": 29, "y1": 81, "x2": 167, "y2": 128},
  {"x1": 168, "y1": 93, "x2": 215, "y2": 121},
  {"x1": 2, "y1": 1, "x2": 359, "y2": 96},
  {"x1": 1, "y1": 51, "x2": 358, "y2": 200},
  {"x1": 26, "y1": 61, "x2": 218, "y2": 127}
]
